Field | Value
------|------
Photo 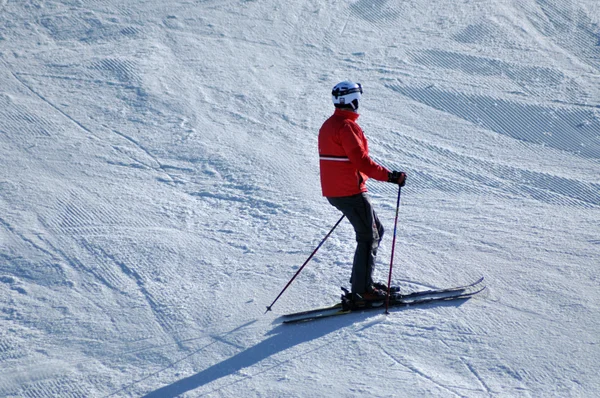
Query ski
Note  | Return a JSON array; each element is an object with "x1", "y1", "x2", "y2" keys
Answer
[
  {"x1": 281, "y1": 278, "x2": 485, "y2": 324},
  {"x1": 394, "y1": 276, "x2": 484, "y2": 300},
  {"x1": 282, "y1": 277, "x2": 484, "y2": 319},
  {"x1": 283, "y1": 286, "x2": 486, "y2": 324}
]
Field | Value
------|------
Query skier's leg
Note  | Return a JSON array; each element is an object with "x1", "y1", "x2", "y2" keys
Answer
[
  {"x1": 371, "y1": 207, "x2": 384, "y2": 261},
  {"x1": 327, "y1": 193, "x2": 381, "y2": 294},
  {"x1": 355, "y1": 194, "x2": 383, "y2": 293}
]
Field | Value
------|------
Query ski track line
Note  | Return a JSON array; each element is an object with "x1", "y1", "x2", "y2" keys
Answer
[
  {"x1": 411, "y1": 48, "x2": 566, "y2": 92},
  {"x1": 105, "y1": 339, "x2": 221, "y2": 398},
  {"x1": 106, "y1": 320, "x2": 258, "y2": 398},
  {"x1": 38, "y1": 231, "x2": 145, "y2": 298},
  {"x1": 486, "y1": 297, "x2": 554, "y2": 322},
  {"x1": 386, "y1": 83, "x2": 600, "y2": 160},
  {"x1": 37, "y1": 10, "x2": 141, "y2": 44},
  {"x1": 90, "y1": 58, "x2": 139, "y2": 84},
  {"x1": 373, "y1": 141, "x2": 503, "y2": 200},
  {"x1": 48, "y1": 192, "x2": 153, "y2": 241},
  {"x1": 15, "y1": 72, "x2": 135, "y2": 89},
  {"x1": 322, "y1": 5, "x2": 350, "y2": 49},
  {"x1": 378, "y1": 347, "x2": 464, "y2": 397},
  {"x1": 453, "y1": 20, "x2": 513, "y2": 48},
  {"x1": 64, "y1": 239, "x2": 128, "y2": 295},
  {"x1": 117, "y1": 334, "x2": 209, "y2": 357},
  {"x1": 0, "y1": 253, "x2": 66, "y2": 290},
  {"x1": 79, "y1": 239, "x2": 142, "y2": 294},
  {"x1": 459, "y1": 356, "x2": 495, "y2": 396},
  {"x1": 375, "y1": 119, "x2": 600, "y2": 208},
  {"x1": 0, "y1": 104, "x2": 53, "y2": 139},
  {"x1": 111, "y1": 129, "x2": 163, "y2": 170},
  {"x1": 163, "y1": 25, "x2": 283, "y2": 53},
  {"x1": 350, "y1": 0, "x2": 402, "y2": 26},
  {"x1": 534, "y1": 0, "x2": 600, "y2": 72},
  {"x1": 0, "y1": 216, "x2": 59, "y2": 261},
  {"x1": 15, "y1": 376, "x2": 92, "y2": 398},
  {"x1": 13, "y1": 182, "x2": 149, "y2": 296},
  {"x1": 0, "y1": 332, "x2": 26, "y2": 368},
  {"x1": 0, "y1": 349, "x2": 104, "y2": 398},
  {"x1": 10, "y1": 71, "x2": 100, "y2": 139},
  {"x1": 11, "y1": 69, "x2": 167, "y2": 177},
  {"x1": 81, "y1": 240, "x2": 191, "y2": 343}
]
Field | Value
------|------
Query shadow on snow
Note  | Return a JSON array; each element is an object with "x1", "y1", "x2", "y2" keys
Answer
[{"x1": 142, "y1": 299, "x2": 470, "y2": 397}]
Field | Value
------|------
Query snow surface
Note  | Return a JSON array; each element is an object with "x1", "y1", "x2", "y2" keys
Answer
[{"x1": 1, "y1": 0, "x2": 599, "y2": 396}]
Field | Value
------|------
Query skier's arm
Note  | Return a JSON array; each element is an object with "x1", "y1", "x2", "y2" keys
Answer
[{"x1": 341, "y1": 123, "x2": 390, "y2": 182}]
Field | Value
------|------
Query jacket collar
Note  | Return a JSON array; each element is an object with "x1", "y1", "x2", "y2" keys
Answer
[{"x1": 334, "y1": 108, "x2": 360, "y2": 121}]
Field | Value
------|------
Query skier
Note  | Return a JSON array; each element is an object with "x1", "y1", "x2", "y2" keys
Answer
[{"x1": 319, "y1": 80, "x2": 406, "y2": 305}]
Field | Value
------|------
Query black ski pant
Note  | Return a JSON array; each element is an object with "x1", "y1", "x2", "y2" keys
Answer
[{"x1": 327, "y1": 193, "x2": 384, "y2": 294}]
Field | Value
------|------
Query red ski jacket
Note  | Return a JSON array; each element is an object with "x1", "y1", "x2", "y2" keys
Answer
[{"x1": 318, "y1": 109, "x2": 390, "y2": 197}]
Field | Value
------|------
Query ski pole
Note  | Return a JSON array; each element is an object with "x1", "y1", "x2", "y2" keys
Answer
[
  {"x1": 265, "y1": 214, "x2": 345, "y2": 313},
  {"x1": 385, "y1": 186, "x2": 402, "y2": 314}
]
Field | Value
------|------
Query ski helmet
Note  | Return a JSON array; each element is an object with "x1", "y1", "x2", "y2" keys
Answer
[{"x1": 331, "y1": 80, "x2": 362, "y2": 110}]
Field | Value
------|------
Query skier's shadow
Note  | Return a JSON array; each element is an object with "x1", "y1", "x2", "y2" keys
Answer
[
  {"x1": 142, "y1": 299, "x2": 468, "y2": 397},
  {"x1": 141, "y1": 312, "x2": 363, "y2": 397}
]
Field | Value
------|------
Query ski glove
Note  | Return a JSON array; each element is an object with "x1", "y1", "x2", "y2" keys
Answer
[{"x1": 388, "y1": 171, "x2": 406, "y2": 187}]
